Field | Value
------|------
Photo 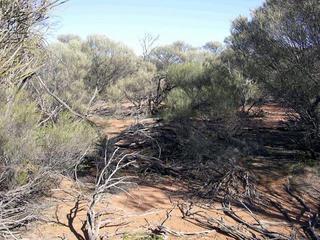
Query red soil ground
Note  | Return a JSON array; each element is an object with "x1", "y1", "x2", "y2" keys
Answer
[{"x1": 22, "y1": 104, "x2": 319, "y2": 239}]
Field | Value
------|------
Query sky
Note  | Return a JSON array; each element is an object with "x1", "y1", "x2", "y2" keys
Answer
[{"x1": 50, "y1": 0, "x2": 264, "y2": 53}]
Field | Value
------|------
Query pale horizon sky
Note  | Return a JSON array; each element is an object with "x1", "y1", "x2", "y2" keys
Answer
[{"x1": 49, "y1": 0, "x2": 264, "y2": 53}]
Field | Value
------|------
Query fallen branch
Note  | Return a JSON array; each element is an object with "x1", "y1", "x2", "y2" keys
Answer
[{"x1": 222, "y1": 200, "x2": 289, "y2": 239}]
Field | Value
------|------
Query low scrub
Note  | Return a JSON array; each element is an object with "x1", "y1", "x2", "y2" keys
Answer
[{"x1": 0, "y1": 92, "x2": 97, "y2": 236}]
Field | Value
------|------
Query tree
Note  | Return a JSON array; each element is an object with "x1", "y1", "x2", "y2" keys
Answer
[
  {"x1": 149, "y1": 41, "x2": 217, "y2": 70},
  {"x1": 33, "y1": 37, "x2": 91, "y2": 115},
  {"x1": 57, "y1": 34, "x2": 81, "y2": 43},
  {"x1": 203, "y1": 41, "x2": 223, "y2": 54},
  {"x1": 82, "y1": 35, "x2": 138, "y2": 93},
  {"x1": 230, "y1": 0, "x2": 320, "y2": 151},
  {"x1": 148, "y1": 42, "x2": 187, "y2": 70},
  {"x1": 219, "y1": 47, "x2": 262, "y2": 114},
  {"x1": 107, "y1": 61, "x2": 170, "y2": 114},
  {"x1": 140, "y1": 33, "x2": 159, "y2": 60}
]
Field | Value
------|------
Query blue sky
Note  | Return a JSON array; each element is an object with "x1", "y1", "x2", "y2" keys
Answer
[{"x1": 50, "y1": 0, "x2": 264, "y2": 53}]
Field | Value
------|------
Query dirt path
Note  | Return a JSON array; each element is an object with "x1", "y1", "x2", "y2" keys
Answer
[{"x1": 22, "y1": 104, "x2": 319, "y2": 239}]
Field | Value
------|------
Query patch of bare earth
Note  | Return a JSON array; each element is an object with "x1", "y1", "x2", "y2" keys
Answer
[{"x1": 22, "y1": 103, "x2": 319, "y2": 239}]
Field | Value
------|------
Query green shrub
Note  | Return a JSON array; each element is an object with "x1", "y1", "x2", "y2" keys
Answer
[
  {"x1": 0, "y1": 92, "x2": 41, "y2": 166},
  {"x1": 107, "y1": 61, "x2": 158, "y2": 113},
  {"x1": 164, "y1": 88, "x2": 193, "y2": 119},
  {"x1": 123, "y1": 233, "x2": 164, "y2": 240},
  {"x1": 83, "y1": 35, "x2": 139, "y2": 93},
  {"x1": 15, "y1": 169, "x2": 29, "y2": 186},
  {"x1": 0, "y1": 91, "x2": 97, "y2": 179},
  {"x1": 164, "y1": 61, "x2": 242, "y2": 121},
  {"x1": 36, "y1": 113, "x2": 97, "y2": 172},
  {"x1": 230, "y1": 0, "x2": 320, "y2": 151},
  {"x1": 37, "y1": 39, "x2": 92, "y2": 114}
]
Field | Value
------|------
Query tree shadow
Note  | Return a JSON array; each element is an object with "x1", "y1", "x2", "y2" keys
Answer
[
  {"x1": 52, "y1": 197, "x2": 88, "y2": 240},
  {"x1": 76, "y1": 105, "x2": 319, "y2": 238}
]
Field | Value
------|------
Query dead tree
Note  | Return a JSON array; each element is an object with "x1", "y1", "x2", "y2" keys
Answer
[
  {"x1": 75, "y1": 146, "x2": 136, "y2": 240},
  {"x1": 140, "y1": 33, "x2": 159, "y2": 61}
]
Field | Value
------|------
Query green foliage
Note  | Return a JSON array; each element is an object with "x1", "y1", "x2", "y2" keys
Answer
[
  {"x1": 219, "y1": 47, "x2": 262, "y2": 111},
  {"x1": 36, "y1": 34, "x2": 141, "y2": 115},
  {"x1": 149, "y1": 43, "x2": 186, "y2": 70},
  {"x1": 149, "y1": 41, "x2": 217, "y2": 70},
  {"x1": 164, "y1": 61, "x2": 242, "y2": 121},
  {"x1": 0, "y1": 91, "x2": 96, "y2": 178},
  {"x1": 0, "y1": 92, "x2": 40, "y2": 166},
  {"x1": 15, "y1": 169, "x2": 29, "y2": 186},
  {"x1": 230, "y1": 0, "x2": 320, "y2": 149},
  {"x1": 203, "y1": 41, "x2": 223, "y2": 54},
  {"x1": 165, "y1": 88, "x2": 193, "y2": 119},
  {"x1": 165, "y1": 63, "x2": 204, "y2": 119},
  {"x1": 36, "y1": 38, "x2": 92, "y2": 114},
  {"x1": 83, "y1": 35, "x2": 139, "y2": 93},
  {"x1": 36, "y1": 113, "x2": 97, "y2": 172},
  {"x1": 108, "y1": 62, "x2": 157, "y2": 106},
  {"x1": 37, "y1": 36, "x2": 224, "y2": 118},
  {"x1": 0, "y1": 0, "x2": 99, "y2": 235},
  {"x1": 123, "y1": 233, "x2": 164, "y2": 240}
]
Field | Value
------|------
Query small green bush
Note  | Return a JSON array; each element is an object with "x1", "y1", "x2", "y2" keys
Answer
[
  {"x1": 0, "y1": 91, "x2": 97, "y2": 180},
  {"x1": 164, "y1": 61, "x2": 242, "y2": 121},
  {"x1": 165, "y1": 88, "x2": 193, "y2": 119},
  {"x1": 0, "y1": 92, "x2": 41, "y2": 166},
  {"x1": 36, "y1": 112, "x2": 97, "y2": 172},
  {"x1": 107, "y1": 61, "x2": 158, "y2": 113},
  {"x1": 15, "y1": 169, "x2": 29, "y2": 186},
  {"x1": 123, "y1": 233, "x2": 164, "y2": 240}
]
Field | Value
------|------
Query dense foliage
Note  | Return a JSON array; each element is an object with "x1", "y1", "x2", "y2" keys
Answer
[{"x1": 230, "y1": 0, "x2": 320, "y2": 152}]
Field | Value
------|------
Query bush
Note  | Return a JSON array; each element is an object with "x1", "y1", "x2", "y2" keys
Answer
[
  {"x1": 34, "y1": 34, "x2": 142, "y2": 116},
  {"x1": 83, "y1": 35, "x2": 139, "y2": 93},
  {"x1": 148, "y1": 41, "x2": 217, "y2": 71},
  {"x1": 123, "y1": 233, "x2": 164, "y2": 240},
  {"x1": 0, "y1": 91, "x2": 97, "y2": 179},
  {"x1": 0, "y1": 0, "x2": 99, "y2": 236},
  {"x1": 107, "y1": 61, "x2": 157, "y2": 113},
  {"x1": 0, "y1": 92, "x2": 48, "y2": 235},
  {"x1": 230, "y1": 0, "x2": 320, "y2": 152},
  {"x1": 36, "y1": 113, "x2": 97, "y2": 172},
  {"x1": 165, "y1": 88, "x2": 193, "y2": 119},
  {"x1": 164, "y1": 61, "x2": 242, "y2": 121},
  {"x1": 0, "y1": 92, "x2": 41, "y2": 168},
  {"x1": 35, "y1": 38, "x2": 92, "y2": 115},
  {"x1": 219, "y1": 47, "x2": 262, "y2": 113},
  {"x1": 0, "y1": 91, "x2": 97, "y2": 235}
]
